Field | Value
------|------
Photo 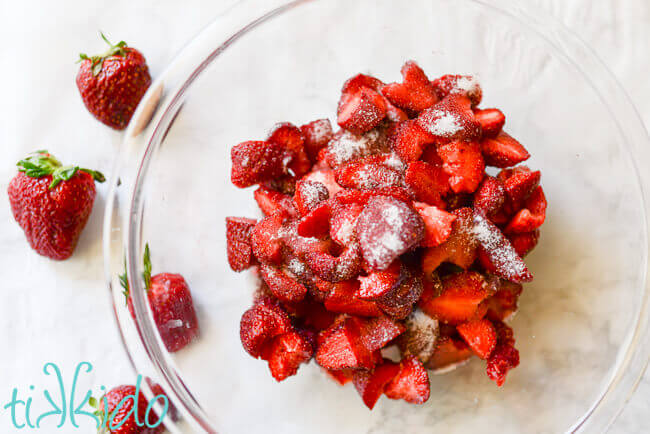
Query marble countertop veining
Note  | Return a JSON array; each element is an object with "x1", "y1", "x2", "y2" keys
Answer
[{"x1": 0, "y1": 0, "x2": 648, "y2": 432}]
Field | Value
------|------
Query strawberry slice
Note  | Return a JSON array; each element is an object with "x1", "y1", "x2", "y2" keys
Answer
[
  {"x1": 267, "y1": 122, "x2": 312, "y2": 177},
  {"x1": 322, "y1": 280, "x2": 383, "y2": 317},
  {"x1": 337, "y1": 87, "x2": 387, "y2": 135},
  {"x1": 473, "y1": 108, "x2": 505, "y2": 138},
  {"x1": 380, "y1": 60, "x2": 438, "y2": 114},
  {"x1": 508, "y1": 229, "x2": 540, "y2": 257},
  {"x1": 384, "y1": 356, "x2": 430, "y2": 404},
  {"x1": 333, "y1": 186, "x2": 413, "y2": 207},
  {"x1": 431, "y1": 74, "x2": 482, "y2": 107},
  {"x1": 305, "y1": 241, "x2": 362, "y2": 283},
  {"x1": 260, "y1": 264, "x2": 308, "y2": 303},
  {"x1": 225, "y1": 217, "x2": 257, "y2": 272},
  {"x1": 374, "y1": 268, "x2": 424, "y2": 319},
  {"x1": 404, "y1": 161, "x2": 450, "y2": 208},
  {"x1": 437, "y1": 140, "x2": 485, "y2": 194},
  {"x1": 505, "y1": 186, "x2": 547, "y2": 234},
  {"x1": 498, "y1": 166, "x2": 541, "y2": 214},
  {"x1": 353, "y1": 315, "x2": 405, "y2": 351},
  {"x1": 480, "y1": 131, "x2": 530, "y2": 168},
  {"x1": 421, "y1": 208, "x2": 478, "y2": 276},
  {"x1": 296, "y1": 201, "x2": 332, "y2": 238},
  {"x1": 240, "y1": 300, "x2": 292, "y2": 358},
  {"x1": 335, "y1": 160, "x2": 402, "y2": 190},
  {"x1": 324, "y1": 368, "x2": 354, "y2": 385},
  {"x1": 486, "y1": 280, "x2": 523, "y2": 321},
  {"x1": 303, "y1": 168, "x2": 343, "y2": 197},
  {"x1": 353, "y1": 360, "x2": 401, "y2": 409},
  {"x1": 356, "y1": 196, "x2": 425, "y2": 271},
  {"x1": 263, "y1": 331, "x2": 313, "y2": 382},
  {"x1": 457, "y1": 318, "x2": 497, "y2": 359},
  {"x1": 398, "y1": 309, "x2": 439, "y2": 363},
  {"x1": 425, "y1": 336, "x2": 473, "y2": 372},
  {"x1": 341, "y1": 73, "x2": 385, "y2": 95},
  {"x1": 325, "y1": 128, "x2": 389, "y2": 168},
  {"x1": 330, "y1": 202, "x2": 364, "y2": 247},
  {"x1": 473, "y1": 213, "x2": 533, "y2": 283},
  {"x1": 487, "y1": 343, "x2": 520, "y2": 387},
  {"x1": 416, "y1": 95, "x2": 482, "y2": 143},
  {"x1": 300, "y1": 119, "x2": 333, "y2": 163},
  {"x1": 473, "y1": 176, "x2": 506, "y2": 218},
  {"x1": 419, "y1": 271, "x2": 489, "y2": 324},
  {"x1": 254, "y1": 185, "x2": 298, "y2": 217},
  {"x1": 315, "y1": 317, "x2": 377, "y2": 370},
  {"x1": 387, "y1": 119, "x2": 436, "y2": 162},
  {"x1": 414, "y1": 203, "x2": 457, "y2": 247},
  {"x1": 231, "y1": 140, "x2": 289, "y2": 188},
  {"x1": 356, "y1": 260, "x2": 402, "y2": 300},
  {"x1": 294, "y1": 179, "x2": 330, "y2": 216},
  {"x1": 251, "y1": 212, "x2": 287, "y2": 265}
]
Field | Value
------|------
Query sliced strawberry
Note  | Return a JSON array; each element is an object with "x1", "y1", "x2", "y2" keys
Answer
[
  {"x1": 264, "y1": 331, "x2": 313, "y2": 382},
  {"x1": 353, "y1": 315, "x2": 405, "y2": 351},
  {"x1": 457, "y1": 318, "x2": 497, "y2": 359},
  {"x1": 414, "y1": 203, "x2": 457, "y2": 247},
  {"x1": 505, "y1": 186, "x2": 547, "y2": 234},
  {"x1": 240, "y1": 300, "x2": 292, "y2": 358},
  {"x1": 267, "y1": 122, "x2": 311, "y2": 177},
  {"x1": 332, "y1": 186, "x2": 413, "y2": 207},
  {"x1": 335, "y1": 160, "x2": 402, "y2": 190},
  {"x1": 231, "y1": 141, "x2": 288, "y2": 188},
  {"x1": 387, "y1": 119, "x2": 436, "y2": 162},
  {"x1": 437, "y1": 140, "x2": 485, "y2": 194},
  {"x1": 315, "y1": 317, "x2": 376, "y2": 370},
  {"x1": 473, "y1": 176, "x2": 506, "y2": 218},
  {"x1": 420, "y1": 145, "x2": 444, "y2": 166},
  {"x1": 225, "y1": 217, "x2": 257, "y2": 272},
  {"x1": 431, "y1": 74, "x2": 482, "y2": 107},
  {"x1": 325, "y1": 128, "x2": 388, "y2": 168},
  {"x1": 492, "y1": 319, "x2": 516, "y2": 346},
  {"x1": 421, "y1": 208, "x2": 478, "y2": 276},
  {"x1": 380, "y1": 61, "x2": 438, "y2": 114},
  {"x1": 508, "y1": 229, "x2": 540, "y2": 257},
  {"x1": 486, "y1": 280, "x2": 523, "y2": 321},
  {"x1": 300, "y1": 119, "x2": 333, "y2": 163},
  {"x1": 498, "y1": 166, "x2": 541, "y2": 214},
  {"x1": 473, "y1": 213, "x2": 533, "y2": 283},
  {"x1": 254, "y1": 185, "x2": 298, "y2": 217},
  {"x1": 337, "y1": 87, "x2": 387, "y2": 135},
  {"x1": 425, "y1": 336, "x2": 473, "y2": 372},
  {"x1": 341, "y1": 73, "x2": 384, "y2": 95},
  {"x1": 356, "y1": 196, "x2": 425, "y2": 271},
  {"x1": 305, "y1": 242, "x2": 362, "y2": 283},
  {"x1": 404, "y1": 161, "x2": 450, "y2": 208},
  {"x1": 356, "y1": 260, "x2": 402, "y2": 300},
  {"x1": 324, "y1": 368, "x2": 354, "y2": 385},
  {"x1": 296, "y1": 201, "x2": 332, "y2": 238},
  {"x1": 373, "y1": 266, "x2": 423, "y2": 319},
  {"x1": 473, "y1": 108, "x2": 505, "y2": 138},
  {"x1": 418, "y1": 271, "x2": 489, "y2": 324},
  {"x1": 303, "y1": 168, "x2": 343, "y2": 197},
  {"x1": 323, "y1": 280, "x2": 383, "y2": 317},
  {"x1": 330, "y1": 202, "x2": 364, "y2": 247},
  {"x1": 416, "y1": 95, "x2": 482, "y2": 142},
  {"x1": 384, "y1": 356, "x2": 430, "y2": 404},
  {"x1": 251, "y1": 212, "x2": 286, "y2": 265},
  {"x1": 294, "y1": 179, "x2": 330, "y2": 215},
  {"x1": 486, "y1": 343, "x2": 520, "y2": 387},
  {"x1": 398, "y1": 309, "x2": 439, "y2": 363},
  {"x1": 480, "y1": 132, "x2": 530, "y2": 168},
  {"x1": 353, "y1": 360, "x2": 400, "y2": 409},
  {"x1": 260, "y1": 264, "x2": 308, "y2": 303}
]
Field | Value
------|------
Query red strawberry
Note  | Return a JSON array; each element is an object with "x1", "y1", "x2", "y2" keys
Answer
[
  {"x1": 380, "y1": 61, "x2": 438, "y2": 114},
  {"x1": 473, "y1": 213, "x2": 533, "y2": 283},
  {"x1": 303, "y1": 168, "x2": 343, "y2": 197},
  {"x1": 431, "y1": 74, "x2": 482, "y2": 107},
  {"x1": 420, "y1": 208, "x2": 478, "y2": 275},
  {"x1": 254, "y1": 185, "x2": 298, "y2": 217},
  {"x1": 353, "y1": 360, "x2": 401, "y2": 409},
  {"x1": 294, "y1": 179, "x2": 330, "y2": 215},
  {"x1": 76, "y1": 33, "x2": 151, "y2": 130},
  {"x1": 260, "y1": 264, "x2": 308, "y2": 302},
  {"x1": 300, "y1": 119, "x2": 333, "y2": 163},
  {"x1": 417, "y1": 94, "x2": 482, "y2": 142},
  {"x1": 325, "y1": 128, "x2": 390, "y2": 168},
  {"x1": 373, "y1": 268, "x2": 424, "y2": 319},
  {"x1": 457, "y1": 318, "x2": 497, "y2": 359},
  {"x1": 251, "y1": 212, "x2": 286, "y2": 265},
  {"x1": 487, "y1": 343, "x2": 520, "y2": 387},
  {"x1": 267, "y1": 122, "x2": 312, "y2": 178},
  {"x1": 425, "y1": 336, "x2": 473, "y2": 372},
  {"x1": 324, "y1": 368, "x2": 354, "y2": 385},
  {"x1": 8, "y1": 151, "x2": 105, "y2": 260},
  {"x1": 330, "y1": 202, "x2": 364, "y2": 247},
  {"x1": 323, "y1": 280, "x2": 383, "y2": 317},
  {"x1": 341, "y1": 73, "x2": 384, "y2": 95},
  {"x1": 480, "y1": 132, "x2": 530, "y2": 168},
  {"x1": 337, "y1": 87, "x2": 387, "y2": 134},
  {"x1": 505, "y1": 186, "x2": 547, "y2": 234},
  {"x1": 356, "y1": 260, "x2": 402, "y2": 300},
  {"x1": 352, "y1": 315, "x2": 405, "y2": 351},
  {"x1": 398, "y1": 309, "x2": 440, "y2": 363},
  {"x1": 388, "y1": 119, "x2": 436, "y2": 162},
  {"x1": 94, "y1": 384, "x2": 163, "y2": 434},
  {"x1": 335, "y1": 160, "x2": 402, "y2": 190},
  {"x1": 230, "y1": 141, "x2": 289, "y2": 188},
  {"x1": 225, "y1": 217, "x2": 257, "y2": 272},
  {"x1": 332, "y1": 186, "x2": 413, "y2": 207},
  {"x1": 305, "y1": 241, "x2": 362, "y2": 283},
  {"x1": 404, "y1": 161, "x2": 450, "y2": 208},
  {"x1": 473, "y1": 108, "x2": 505, "y2": 138},
  {"x1": 437, "y1": 140, "x2": 485, "y2": 194},
  {"x1": 263, "y1": 331, "x2": 313, "y2": 382},
  {"x1": 414, "y1": 203, "x2": 457, "y2": 247},
  {"x1": 418, "y1": 271, "x2": 489, "y2": 324},
  {"x1": 508, "y1": 229, "x2": 540, "y2": 257},
  {"x1": 356, "y1": 196, "x2": 425, "y2": 270},
  {"x1": 473, "y1": 176, "x2": 506, "y2": 218},
  {"x1": 498, "y1": 166, "x2": 541, "y2": 214},
  {"x1": 315, "y1": 317, "x2": 374, "y2": 370},
  {"x1": 296, "y1": 201, "x2": 332, "y2": 238},
  {"x1": 384, "y1": 356, "x2": 430, "y2": 404},
  {"x1": 240, "y1": 299, "x2": 292, "y2": 358},
  {"x1": 486, "y1": 280, "x2": 523, "y2": 321}
]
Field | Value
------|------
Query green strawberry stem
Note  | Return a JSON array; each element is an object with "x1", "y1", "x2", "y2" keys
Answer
[
  {"x1": 78, "y1": 32, "x2": 128, "y2": 76},
  {"x1": 17, "y1": 150, "x2": 105, "y2": 189},
  {"x1": 119, "y1": 259, "x2": 130, "y2": 305},
  {"x1": 119, "y1": 243, "x2": 152, "y2": 305}
]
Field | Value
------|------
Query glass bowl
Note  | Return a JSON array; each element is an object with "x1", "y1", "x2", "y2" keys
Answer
[{"x1": 103, "y1": 0, "x2": 650, "y2": 432}]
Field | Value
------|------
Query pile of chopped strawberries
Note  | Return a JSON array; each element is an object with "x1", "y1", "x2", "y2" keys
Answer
[{"x1": 226, "y1": 60, "x2": 546, "y2": 409}]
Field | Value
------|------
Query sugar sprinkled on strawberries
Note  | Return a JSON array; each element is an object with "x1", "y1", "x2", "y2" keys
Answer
[
  {"x1": 473, "y1": 213, "x2": 527, "y2": 278},
  {"x1": 422, "y1": 110, "x2": 462, "y2": 137}
]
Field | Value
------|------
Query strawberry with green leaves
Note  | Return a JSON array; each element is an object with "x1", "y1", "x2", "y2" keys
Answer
[
  {"x1": 8, "y1": 150, "x2": 105, "y2": 260},
  {"x1": 76, "y1": 33, "x2": 151, "y2": 130},
  {"x1": 89, "y1": 385, "x2": 164, "y2": 434}
]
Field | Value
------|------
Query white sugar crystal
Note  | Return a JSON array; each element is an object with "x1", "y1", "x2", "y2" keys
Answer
[
  {"x1": 427, "y1": 110, "x2": 462, "y2": 137},
  {"x1": 455, "y1": 75, "x2": 479, "y2": 93},
  {"x1": 472, "y1": 213, "x2": 526, "y2": 277}
]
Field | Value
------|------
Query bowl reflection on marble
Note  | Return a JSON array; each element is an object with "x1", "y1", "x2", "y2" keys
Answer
[{"x1": 104, "y1": 0, "x2": 650, "y2": 432}]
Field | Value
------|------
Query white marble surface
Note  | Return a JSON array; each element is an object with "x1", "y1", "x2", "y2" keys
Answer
[{"x1": 0, "y1": 0, "x2": 649, "y2": 433}]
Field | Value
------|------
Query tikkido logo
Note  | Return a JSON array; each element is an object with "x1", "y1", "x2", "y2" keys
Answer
[{"x1": 2, "y1": 362, "x2": 168, "y2": 430}]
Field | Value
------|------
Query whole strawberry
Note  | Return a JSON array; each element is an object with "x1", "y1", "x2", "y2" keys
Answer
[
  {"x1": 122, "y1": 244, "x2": 199, "y2": 352},
  {"x1": 76, "y1": 33, "x2": 151, "y2": 130},
  {"x1": 8, "y1": 151, "x2": 105, "y2": 260},
  {"x1": 91, "y1": 384, "x2": 164, "y2": 434}
]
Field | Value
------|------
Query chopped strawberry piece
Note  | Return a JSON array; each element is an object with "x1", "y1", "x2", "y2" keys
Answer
[
  {"x1": 231, "y1": 141, "x2": 288, "y2": 188},
  {"x1": 330, "y1": 202, "x2": 364, "y2": 247},
  {"x1": 300, "y1": 119, "x2": 333, "y2": 163},
  {"x1": 323, "y1": 280, "x2": 383, "y2": 317},
  {"x1": 473, "y1": 108, "x2": 505, "y2": 138},
  {"x1": 404, "y1": 161, "x2": 450, "y2": 208},
  {"x1": 473, "y1": 213, "x2": 533, "y2": 283},
  {"x1": 425, "y1": 336, "x2": 473, "y2": 372},
  {"x1": 486, "y1": 280, "x2": 523, "y2": 321},
  {"x1": 388, "y1": 119, "x2": 436, "y2": 162},
  {"x1": 384, "y1": 356, "x2": 430, "y2": 404},
  {"x1": 414, "y1": 203, "x2": 457, "y2": 247},
  {"x1": 296, "y1": 201, "x2": 332, "y2": 238},
  {"x1": 353, "y1": 315, "x2": 405, "y2": 351},
  {"x1": 263, "y1": 331, "x2": 313, "y2": 382},
  {"x1": 437, "y1": 140, "x2": 485, "y2": 194},
  {"x1": 487, "y1": 343, "x2": 520, "y2": 387},
  {"x1": 225, "y1": 217, "x2": 257, "y2": 272},
  {"x1": 303, "y1": 168, "x2": 343, "y2": 197},
  {"x1": 374, "y1": 268, "x2": 423, "y2": 319},
  {"x1": 457, "y1": 318, "x2": 497, "y2": 359},
  {"x1": 305, "y1": 242, "x2": 362, "y2": 283},
  {"x1": 421, "y1": 208, "x2": 478, "y2": 275},
  {"x1": 356, "y1": 196, "x2": 425, "y2": 270},
  {"x1": 416, "y1": 95, "x2": 482, "y2": 142},
  {"x1": 337, "y1": 87, "x2": 387, "y2": 134},
  {"x1": 260, "y1": 264, "x2": 308, "y2": 302},
  {"x1": 473, "y1": 176, "x2": 506, "y2": 218},
  {"x1": 353, "y1": 360, "x2": 401, "y2": 409},
  {"x1": 268, "y1": 122, "x2": 311, "y2": 177},
  {"x1": 251, "y1": 212, "x2": 286, "y2": 265},
  {"x1": 498, "y1": 166, "x2": 541, "y2": 214},
  {"x1": 335, "y1": 161, "x2": 402, "y2": 190},
  {"x1": 356, "y1": 260, "x2": 402, "y2": 300},
  {"x1": 431, "y1": 74, "x2": 482, "y2": 107},
  {"x1": 254, "y1": 185, "x2": 298, "y2": 217},
  {"x1": 492, "y1": 319, "x2": 516, "y2": 346},
  {"x1": 380, "y1": 61, "x2": 438, "y2": 114},
  {"x1": 325, "y1": 128, "x2": 389, "y2": 168},
  {"x1": 341, "y1": 73, "x2": 385, "y2": 95},
  {"x1": 418, "y1": 271, "x2": 489, "y2": 324},
  {"x1": 315, "y1": 317, "x2": 376, "y2": 370},
  {"x1": 508, "y1": 229, "x2": 540, "y2": 257},
  {"x1": 480, "y1": 132, "x2": 530, "y2": 168},
  {"x1": 240, "y1": 300, "x2": 292, "y2": 358},
  {"x1": 332, "y1": 186, "x2": 413, "y2": 207},
  {"x1": 294, "y1": 179, "x2": 330, "y2": 215},
  {"x1": 505, "y1": 186, "x2": 547, "y2": 234},
  {"x1": 398, "y1": 309, "x2": 439, "y2": 363},
  {"x1": 324, "y1": 368, "x2": 354, "y2": 385}
]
